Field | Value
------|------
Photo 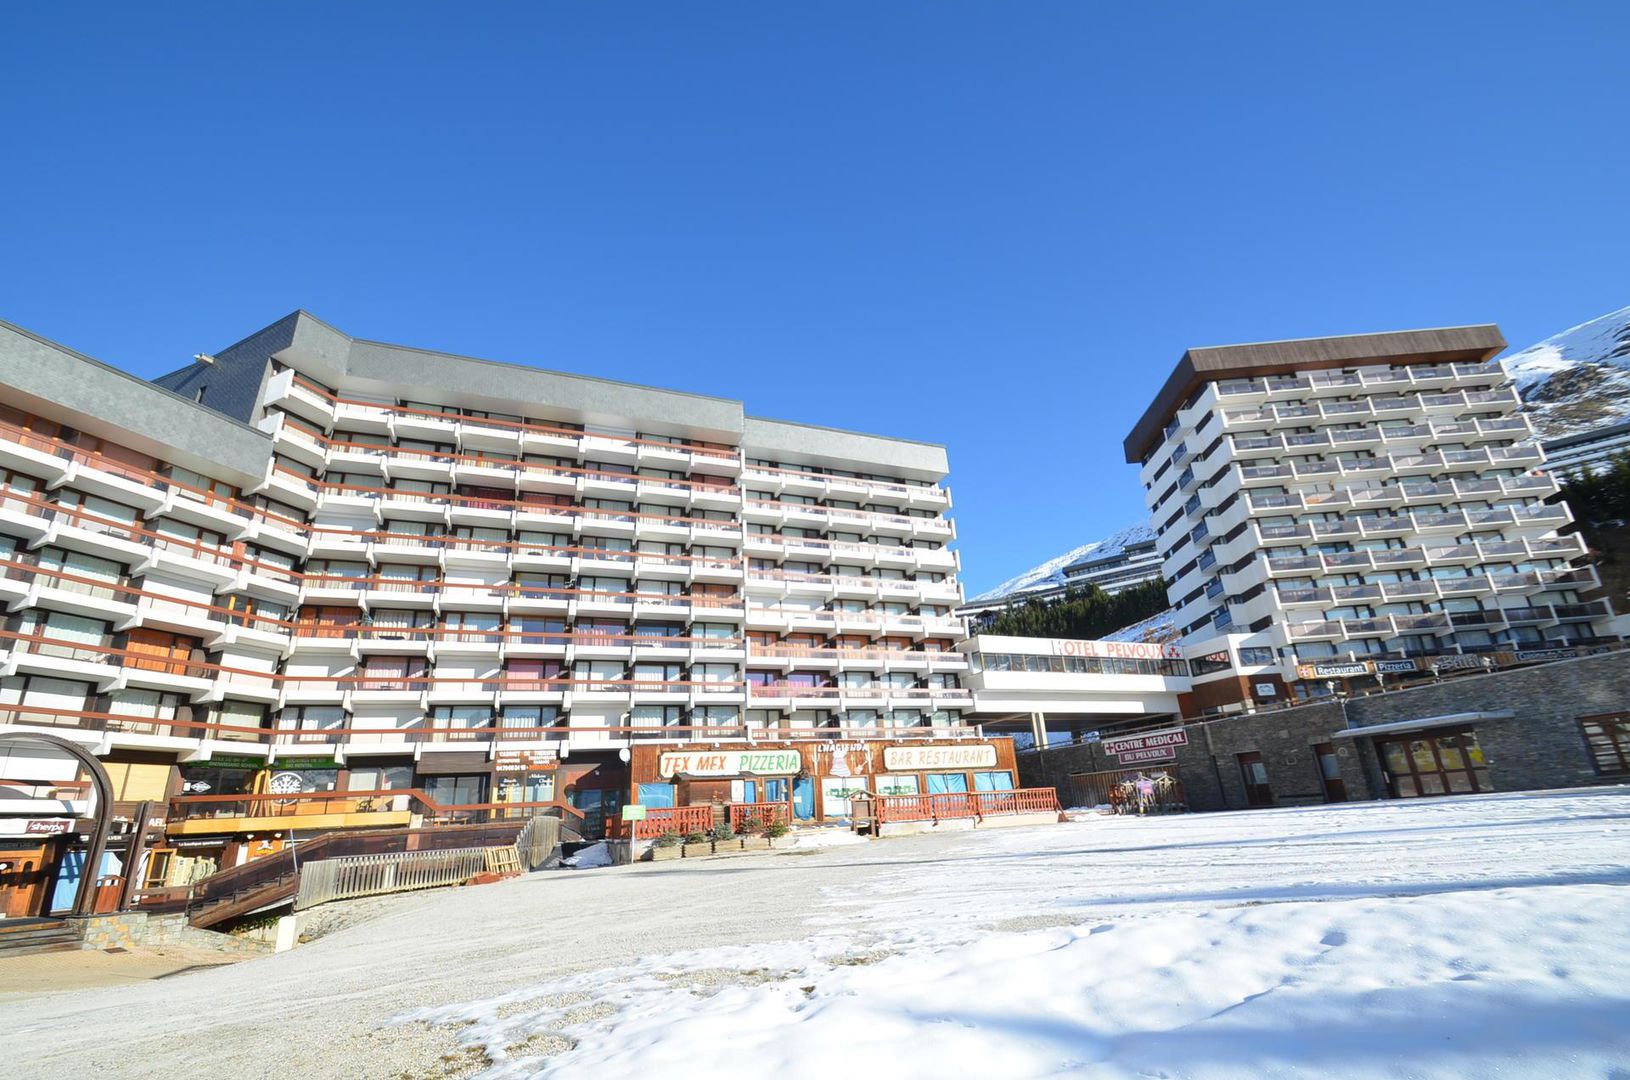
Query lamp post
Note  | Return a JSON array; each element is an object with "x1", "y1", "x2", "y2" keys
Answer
[{"x1": 1326, "y1": 678, "x2": 1351, "y2": 729}]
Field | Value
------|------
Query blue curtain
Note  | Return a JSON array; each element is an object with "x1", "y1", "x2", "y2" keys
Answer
[
  {"x1": 637, "y1": 783, "x2": 675, "y2": 808},
  {"x1": 763, "y1": 778, "x2": 787, "y2": 803},
  {"x1": 792, "y1": 777, "x2": 815, "y2": 819},
  {"x1": 974, "y1": 771, "x2": 1015, "y2": 792},
  {"x1": 51, "y1": 850, "x2": 122, "y2": 914},
  {"x1": 926, "y1": 773, "x2": 969, "y2": 794}
]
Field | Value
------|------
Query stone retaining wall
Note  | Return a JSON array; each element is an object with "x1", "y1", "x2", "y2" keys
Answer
[
  {"x1": 71, "y1": 912, "x2": 271, "y2": 956},
  {"x1": 1021, "y1": 649, "x2": 1630, "y2": 811}
]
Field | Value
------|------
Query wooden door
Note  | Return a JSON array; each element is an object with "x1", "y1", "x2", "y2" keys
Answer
[{"x1": 1237, "y1": 752, "x2": 1274, "y2": 807}]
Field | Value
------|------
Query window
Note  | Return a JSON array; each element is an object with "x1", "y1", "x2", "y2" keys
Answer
[
  {"x1": 501, "y1": 704, "x2": 560, "y2": 729},
  {"x1": 1238, "y1": 647, "x2": 1277, "y2": 666},
  {"x1": 1580, "y1": 714, "x2": 1630, "y2": 776},
  {"x1": 423, "y1": 774, "x2": 487, "y2": 806},
  {"x1": 973, "y1": 771, "x2": 1015, "y2": 792},
  {"x1": 875, "y1": 775, "x2": 919, "y2": 796}
]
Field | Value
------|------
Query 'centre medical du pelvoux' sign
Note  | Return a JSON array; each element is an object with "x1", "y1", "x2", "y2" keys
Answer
[{"x1": 1100, "y1": 728, "x2": 1189, "y2": 764}]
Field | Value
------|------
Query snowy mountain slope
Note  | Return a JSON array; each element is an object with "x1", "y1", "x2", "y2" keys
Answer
[
  {"x1": 969, "y1": 522, "x2": 1155, "y2": 603},
  {"x1": 1102, "y1": 605, "x2": 1178, "y2": 644},
  {"x1": 1504, "y1": 304, "x2": 1630, "y2": 439}
]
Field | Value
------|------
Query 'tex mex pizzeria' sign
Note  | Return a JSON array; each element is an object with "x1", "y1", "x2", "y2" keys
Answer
[
  {"x1": 658, "y1": 749, "x2": 803, "y2": 778},
  {"x1": 1100, "y1": 728, "x2": 1189, "y2": 764}
]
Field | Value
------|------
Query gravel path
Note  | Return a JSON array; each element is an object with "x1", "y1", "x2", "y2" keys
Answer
[{"x1": 2, "y1": 835, "x2": 975, "y2": 1080}]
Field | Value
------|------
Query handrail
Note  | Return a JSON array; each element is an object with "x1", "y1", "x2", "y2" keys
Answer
[
  {"x1": 286, "y1": 375, "x2": 741, "y2": 459},
  {"x1": 0, "y1": 702, "x2": 982, "y2": 746},
  {"x1": 314, "y1": 434, "x2": 739, "y2": 493},
  {"x1": 0, "y1": 628, "x2": 748, "y2": 689},
  {"x1": 284, "y1": 468, "x2": 749, "y2": 529}
]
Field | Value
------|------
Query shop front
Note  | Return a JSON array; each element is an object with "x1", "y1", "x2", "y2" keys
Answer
[
  {"x1": 627, "y1": 738, "x2": 1020, "y2": 828},
  {"x1": 1333, "y1": 712, "x2": 1502, "y2": 800}
]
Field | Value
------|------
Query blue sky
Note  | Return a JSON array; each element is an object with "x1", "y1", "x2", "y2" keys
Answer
[{"x1": 3, "y1": 3, "x2": 1627, "y2": 595}]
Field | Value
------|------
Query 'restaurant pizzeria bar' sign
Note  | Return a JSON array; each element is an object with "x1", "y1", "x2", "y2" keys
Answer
[{"x1": 1100, "y1": 728, "x2": 1189, "y2": 764}]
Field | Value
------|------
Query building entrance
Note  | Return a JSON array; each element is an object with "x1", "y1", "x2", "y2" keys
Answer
[{"x1": 1374, "y1": 728, "x2": 1491, "y2": 798}]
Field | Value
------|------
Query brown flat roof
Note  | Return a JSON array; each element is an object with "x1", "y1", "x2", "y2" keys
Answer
[{"x1": 1122, "y1": 324, "x2": 1507, "y2": 463}]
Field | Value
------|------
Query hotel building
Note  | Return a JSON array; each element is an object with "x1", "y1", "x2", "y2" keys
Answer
[
  {"x1": 1123, "y1": 326, "x2": 1617, "y2": 711},
  {"x1": 0, "y1": 311, "x2": 999, "y2": 913}
]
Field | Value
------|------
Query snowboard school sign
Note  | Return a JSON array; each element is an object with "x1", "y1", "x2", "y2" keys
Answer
[{"x1": 1100, "y1": 727, "x2": 1189, "y2": 765}]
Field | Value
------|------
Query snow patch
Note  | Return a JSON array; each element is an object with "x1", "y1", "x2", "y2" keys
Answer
[
  {"x1": 787, "y1": 828, "x2": 870, "y2": 850},
  {"x1": 562, "y1": 842, "x2": 611, "y2": 869}
]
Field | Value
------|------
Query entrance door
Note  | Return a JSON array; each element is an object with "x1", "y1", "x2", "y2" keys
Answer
[
  {"x1": 792, "y1": 776, "x2": 815, "y2": 821},
  {"x1": 1375, "y1": 728, "x2": 1491, "y2": 798},
  {"x1": 1237, "y1": 752, "x2": 1274, "y2": 807},
  {"x1": 0, "y1": 842, "x2": 55, "y2": 918},
  {"x1": 1312, "y1": 743, "x2": 1347, "y2": 803}
]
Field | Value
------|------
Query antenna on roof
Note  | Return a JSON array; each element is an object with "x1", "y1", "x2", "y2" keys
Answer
[{"x1": 194, "y1": 353, "x2": 216, "y2": 365}]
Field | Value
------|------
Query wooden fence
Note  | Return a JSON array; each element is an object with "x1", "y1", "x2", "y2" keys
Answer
[
  {"x1": 293, "y1": 847, "x2": 490, "y2": 910},
  {"x1": 514, "y1": 815, "x2": 562, "y2": 870},
  {"x1": 874, "y1": 788, "x2": 1060, "y2": 824},
  {"x1": 1067, "y1": 768, "x2": 1186, "y2": 813}
]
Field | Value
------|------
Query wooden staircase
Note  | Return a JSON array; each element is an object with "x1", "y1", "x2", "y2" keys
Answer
[
  {"x1": 0, "y1": 917, "x2": 80, "y2": 957},
  {"x1": 146, "y1": 818, "x2": 540, "y2": 930}
]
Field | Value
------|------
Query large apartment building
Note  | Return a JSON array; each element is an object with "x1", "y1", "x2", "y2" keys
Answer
[
  {"x1": 0, "y1": 311, "x2": 988, "y2": 904},
  {"x1": 1124, "y1": 326, "x2": 1616, "y2": 712}
]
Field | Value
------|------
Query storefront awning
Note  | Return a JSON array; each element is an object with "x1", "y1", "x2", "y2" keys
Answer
[{"x1": 1330, "y1": 710, "x2": 1514, "y2": 739}]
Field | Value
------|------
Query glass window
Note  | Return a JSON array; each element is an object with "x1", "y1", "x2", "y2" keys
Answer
[
  {"x1": 875, "y1": 775, "x2": 919, "y2": 796},
  {"x1": 974, "y1": 771, "x2": 1015, "y2": 792}
]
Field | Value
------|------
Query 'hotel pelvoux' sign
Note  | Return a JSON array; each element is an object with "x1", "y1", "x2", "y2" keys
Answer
[{"x1": 658, "y1": 750, "x2": 803, "y2": 778}]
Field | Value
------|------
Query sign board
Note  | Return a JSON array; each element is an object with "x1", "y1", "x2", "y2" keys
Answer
[
  {"x1": 1514, "y1": 647, "x2": 1580, "y2": 664},
  {"x1": 1295, "y1": 661, "x2": 1373, "y2": 680},
  {"x1": 658, "y1": 749, "x2": 802, "y2": 778},
  {"x1": 1100, "y1": 729, "x2": 1189, "y2": 761},
  {"x1": 621, "y1": 804, "x2": 648, "y2": 822},
  {"x1": 1430, "y1": 653, "x2": 1501, "y2": 672},
  {"x1": 1373, "y1": 659, "x2": 1421, "y2": 675},
  {"x1": 1040, "y1": 638, "x2": 1184, "y2": 662},
  {"x1": 495, "y1": 749, "x2": 559, "y2": 773},
  {"x1": 1254, "y1": 682, "x2": 1278, "y2": 697},
  {"x1": 882, "y1": 744, "x2": 999, "y2": 771},
  {"x1": 25, "y1": 819, "x2": 73, "y2": 835},
  {"x1": 1116, "y1": 746, "x2": 1181, "y2": 765}
]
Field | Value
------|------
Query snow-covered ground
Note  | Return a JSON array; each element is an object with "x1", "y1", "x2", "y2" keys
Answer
[
  {"x1": 416, "y1": 789, "x2": 1630, "y2": 1079},
  {"x1": 7, "y1": 789, "x2": 1630, "y2": 1079}
]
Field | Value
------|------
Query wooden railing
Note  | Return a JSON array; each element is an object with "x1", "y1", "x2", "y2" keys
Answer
[
  {"x1": 727, "y1": 801, "x2": 790, "y2": 832},
  {"x1": 874, "y1": 788, "x2": 1060, "y2": 824},
  {"x1": 293, "y1": 847, "x2": 490, "y2": 909},
  {"x1": 166, "y1": 790, "x2": 584, "y2": 827},
  {"x1": 631, "y1": 804, "x2": 713, "y2": 839}
]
